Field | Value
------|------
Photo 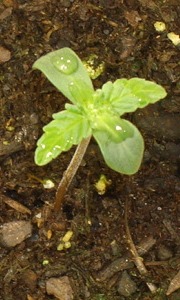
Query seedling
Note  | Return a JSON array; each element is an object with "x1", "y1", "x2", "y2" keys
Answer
[{"x1": 33, "y1": 48, "x2": 167, "y2": 212}]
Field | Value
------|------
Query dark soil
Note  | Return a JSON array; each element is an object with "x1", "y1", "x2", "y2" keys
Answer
[{"x1": 0, "y1": 0, "x2": 180, "y2": 299}]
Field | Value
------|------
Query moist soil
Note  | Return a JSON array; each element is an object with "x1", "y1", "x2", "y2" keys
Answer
[{"x1": 0, "y1": 0, "x2": 180, "y2": 299}]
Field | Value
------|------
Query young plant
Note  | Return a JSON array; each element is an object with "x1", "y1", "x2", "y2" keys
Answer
[{"x1": 33, "y1": 48, "x2": 167, "y2": 212}]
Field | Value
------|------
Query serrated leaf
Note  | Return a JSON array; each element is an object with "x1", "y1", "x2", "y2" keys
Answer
[
  {"x1": 54, "y1": 104, "x2": 82, "y2": 118},
  {"x1": 93, "y1": 119, "x2": 144, "y2": 175},
  {"x1": 33, "y1": 48, "x2": 94, "y2": 105},
  {"x1": 98, "y1": 78, "x2": 167, "y2": 116},
  {"x1": 126, "y1": 78, "x2": 167, "y2": 106},
  {"x1": 35, "y1": 110, "x2": 91, "y2": 166}
]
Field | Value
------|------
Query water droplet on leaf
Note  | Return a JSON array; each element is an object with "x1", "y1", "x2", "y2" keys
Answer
[
  {"x1": 46, "y1": 152, "x2": 53, "y2": 158},
  {"x1": 51, "y1": 53, "x2": 78, "y2": 75},
  {"x1": 53, "y1": 145, "x2": 61, "y2": 151},
  {"x1": 115, "y1": 125, "x2": 122, "y2": 131}
]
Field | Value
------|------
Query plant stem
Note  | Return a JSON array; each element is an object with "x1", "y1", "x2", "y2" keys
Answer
[{"x1": 54, "y1": 136, "x2": 91, "y2": 213}]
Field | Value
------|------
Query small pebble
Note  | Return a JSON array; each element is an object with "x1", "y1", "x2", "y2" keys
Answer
[
  {"x1": 0, "y1": 221, "x2": 32, "y2": 248},
  {"x1": 21, "y1": 269, "x2": 37, "y2": 291},
  {"x1": 117, "y1": 270, "x2": 137, "y2": 297},
  {"x1": 0, "y1": 45, "x2": 11, "y2": 63},
  {"x1": 60, "y1": 0, "x2": 71, "y2": 8},
  {"x1": 46, "y1": 276, "x2": 74, "y2": 300},
  {"x1": 3, "y1": 0, "x2": 14, "y2": 7}
]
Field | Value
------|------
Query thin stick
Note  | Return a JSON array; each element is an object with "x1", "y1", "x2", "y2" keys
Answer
[
  {"x1": 54, "y1": 136, "x2": 91, "y2": 213},
  {"x1": 125, "y1": 198, "x2": 157, "y2": 293},
  {"x1": 96, "y1": 236, "x2": 156, "y2": 282}
]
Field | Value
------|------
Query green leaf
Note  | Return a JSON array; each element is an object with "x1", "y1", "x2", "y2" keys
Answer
[
  {"x1": 35, "y1": 110, "x2": 92, "y2": 166},
  {"x1": 93, "y1": 119, "x2": 144, "y2": 175},
  {"x1": 68, "y1": 78, "x2": 95, "y2": 108},
  {"x1": 33, "y1": 48, "x2": 94, "y2": 105},
  {"x1": 91, "y1": 112, "x2": 134, "y2": 141},
  {"x1": 97, "y1": 78, "x2": 167, "y2": 116}
]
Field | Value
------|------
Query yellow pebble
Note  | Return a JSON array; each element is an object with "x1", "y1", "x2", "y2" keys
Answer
[
  {"x1": 94, "y1": 174, "x2": 112, "y2": 195},
  {"x1": 167, "y1": 32, "x2": 180, "y2": 46},
  {"x1": 62, "y1": 230, "x2": 73, "y2": 243},
  {"x1": 154, "y1": 21, "x2": 166, "y2": 32}
]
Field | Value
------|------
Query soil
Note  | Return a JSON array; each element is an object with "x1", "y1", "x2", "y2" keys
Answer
[{"x1": 0, "y1": 0, "x2": 180, "y2": 299}]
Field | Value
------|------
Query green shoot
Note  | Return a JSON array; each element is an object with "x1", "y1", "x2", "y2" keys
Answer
[{"x1": 33, "y1": 47, "x2": 167, "y2": 211}]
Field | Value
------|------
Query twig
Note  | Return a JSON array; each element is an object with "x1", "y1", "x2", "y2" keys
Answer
[
  {"x1": 96, "y1": 235, "x2": 156, "y2": 282},
  {"x1": 54, "y1": 136, "x2": 91, "y2": 213},
  {"x1": 125, "y1": 198, "x2": 157, "y2": 293},
  {"x1": 163, "y1": 219, "x2": 180, "y2": 245}
]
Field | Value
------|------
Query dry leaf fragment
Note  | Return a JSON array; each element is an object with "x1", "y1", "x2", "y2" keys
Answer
[{"x1": 166, "y1": 269, "x2": 180, "y2": 295}]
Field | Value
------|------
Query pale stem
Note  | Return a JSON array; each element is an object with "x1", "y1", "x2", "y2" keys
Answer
[{"x1": 54, "y1": 136, "x2": 91, "y2": 213}]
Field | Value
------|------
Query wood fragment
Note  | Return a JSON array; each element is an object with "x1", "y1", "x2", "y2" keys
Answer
[
  {"x1": 163, "y1": 219, "x2": 180, "y2": 245},
  {"x1": 96, "y1": 235, "x2": 156, "y2": 282},
  {"x1": 166, "y1": 270, "x2": 180, "y2": 295},
  {"x1": 3, "y1": 196, "x2": 31, "y2": 215},
  {"x1": 125, "y1": 199, "x2": 157, "y2": 293}
]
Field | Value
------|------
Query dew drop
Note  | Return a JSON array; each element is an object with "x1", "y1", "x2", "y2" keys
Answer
[
  {"x1": 53, "y1": 145, "x2": 61, "y2": 151},
  {"x1": 115, "y1": 125, "x2": 122, "y2": 131},
  {"x1": 40, "y1": 144, "x2": 46, "y2": 149},
  {"x1": 52, "y1": 145, "x2": 61, "y2": 154},
  {"x1": 46, "y1": 152, "x2": 53, "y2": 158},
  {"x1": 51, "y1": 53, "x2": 78, "y2": 75}
]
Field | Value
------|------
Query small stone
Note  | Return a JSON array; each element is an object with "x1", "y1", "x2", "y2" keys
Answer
[
  {"x1": 60, "y1": 0, "x2": 71, "y2": 8},
  {"x1": 3, "y1": 0, "x2": 14, "y2": 7},
  {"x1": 118, "y1": 271, "x2": 137, "y2": 297},
  {"x1": 21, "y1": 269, "x2": 37, "y2": 291},
  {"x1": 0, "y1": 46, "x2": 11, "y2": 63},
  {"x1": 0, "y1": 7, "x2": 12, "y2": 21},
  {"x1": 157, "y1": 245, "x2": 173, "y2": 260},
  {"x1": 46, "y1": 276, "x2": 74, "y2": 300},
  {"x1": 0, "y1": 221, "x2": 32, "y2": 248}
]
